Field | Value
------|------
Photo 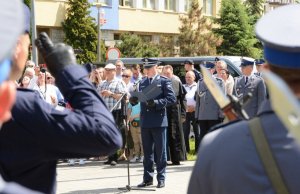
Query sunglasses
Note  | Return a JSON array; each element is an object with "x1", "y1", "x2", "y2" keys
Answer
[{"x1": 122, "y1": 75, "x2": 130, "y2": 78}]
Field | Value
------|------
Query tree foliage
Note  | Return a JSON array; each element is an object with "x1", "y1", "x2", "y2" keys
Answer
[
  {"x1": 117, "y1": 33, "x2": 160, "y2": 58},
  {"x1": 62, "y1": 0, "x2": 102, "y2": 64},
  {"x1": 159, "y1": 35, "x2": 177, "y2": 57},
  {"x1": 24, "y1": 0, "x2": 30, "y2": 8},
  {"x1": 177, "y1": 0, "x2": 222, "y2": 56},
  {"x1": 245, "y1": 0, "x2": 265, "y2": 18},
  {"x1": 213, "y1": 0, "x2": 261, "y2": 58}
]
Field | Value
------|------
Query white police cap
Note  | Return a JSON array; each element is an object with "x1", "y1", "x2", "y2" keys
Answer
[
  {"x1": 255, "y1": 4, "x2": 300, "y2": 68},
  {"x1": 0, "y1": 0, "x2": 24, "y2": 84}
]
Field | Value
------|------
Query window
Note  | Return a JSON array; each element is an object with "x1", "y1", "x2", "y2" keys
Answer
[
  {"x1": 202, "y1": 0, "x2": 213, "y2": 15},
  {"x1": 184, "y1": 0, "x2": 192, "y2": 12},
  {"x1": 119, "y1": 0, "x2": 133, "y2": 7},
  {"x1": 143, "y1": 0, "x2": 155, "y2": 9},
  {"x1": 114, "y1": 34, "x2": 120, "y2": 40},
  {"x1": 96, "y1": 0, "x2": 112, "y2": 6},
  {"x1": 140, "y1": 35, "x2": 152, "y2": 42},
  {"x1": 164, "y1": 0, "x2": 176, "y2": 11}
]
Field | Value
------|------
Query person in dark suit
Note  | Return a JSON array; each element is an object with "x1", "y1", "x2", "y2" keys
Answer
[
  {"x1": 233, "y1": 58, "x2": 266, "y2": 118},
  {"x1": 162, "y1": 65, "x2": 187, "y2": 165},
  {"x1": 188, "y1": 4, "x2": 300, "y2": 194},
  {"x1": 135, "y1": 58, "x2": 176, "y2": 189},
  {"x1": 0, "y1": 32, "x2": 122, "y2": 193}
]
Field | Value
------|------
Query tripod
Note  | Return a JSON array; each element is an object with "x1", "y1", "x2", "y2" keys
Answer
[{"x1": 113, "y1": 94, "x2": 155, "y2": 193}]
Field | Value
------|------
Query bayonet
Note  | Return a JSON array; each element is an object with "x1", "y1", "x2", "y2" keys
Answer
[
  {"x1": 200, "y1": 66, "x2": 249, "y2": 121},
  {"x1": 262, "y1": 71, "x2": 300, "y2": 143}
]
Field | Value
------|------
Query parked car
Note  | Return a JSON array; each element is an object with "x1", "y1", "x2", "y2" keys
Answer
[{"x1": 105, "y1": 56, "x2": 256, "y2": 79}]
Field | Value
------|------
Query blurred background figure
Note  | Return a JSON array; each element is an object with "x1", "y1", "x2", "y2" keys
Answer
[
  {"x1": 130, "y1": 64, "x2": 142, "y2": 84},
  {"x1": 162, "y1": 65, "x2": 186, "y2": 165},
  {"x1": 220, "y1": 68, "x2": 233, "y2": 95},
  {"x1": 215, "y1": 60, "x2": 234, "y2": 95},
  {"x1": 183, "y1": 70, "x2": 198, "y2": 154},
  {"x1": 115, "y1": 59, "x2": 124, "y2": 80}
]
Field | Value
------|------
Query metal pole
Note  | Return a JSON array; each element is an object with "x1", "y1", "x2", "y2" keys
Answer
[
  {"x1": 31, "y1": 0, "x2": 38, "y2": 65},
  {"x1": 97, "y1": 5, "x2": 101, "y2": 63}
]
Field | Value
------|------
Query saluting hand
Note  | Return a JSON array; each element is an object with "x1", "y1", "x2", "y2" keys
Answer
[{"x1": 35, "y1": 32, "x2": 76, "y2": 78}]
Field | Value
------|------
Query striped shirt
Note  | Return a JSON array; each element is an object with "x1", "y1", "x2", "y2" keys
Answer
[{"x1": 97, "y1": 78, "x2": 126, "y2": 111}]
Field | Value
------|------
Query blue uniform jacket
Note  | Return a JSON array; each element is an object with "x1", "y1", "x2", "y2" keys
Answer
[
  {"x1": 139, "y1": 75, "x2": 176, "y2": 129},
  {"x1": 0, "y1": 65, "x2": 122, "y2": 194}
]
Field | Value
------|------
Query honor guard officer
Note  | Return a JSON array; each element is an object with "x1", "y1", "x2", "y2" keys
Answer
[
  {"x1": 0, "y1": 29, "x2": 122, "y2": 194},
  {"x1": 188, "y1": 4, "x2": 300, "y2": 194},
  {"x1": 233, "y1": 58, "x2": 266, "y2": 118},
  {"x1": 254, "y1": 59, "x2": 266, "y2": 77},
  {"x1": 195, "y1": 62, "x2": 225, "y2": 146},
  {"x1": 136, "y1": 58, "x2": 176, "y2": 189}
]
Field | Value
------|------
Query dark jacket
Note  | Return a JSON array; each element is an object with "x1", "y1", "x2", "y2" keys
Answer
[{"x1": 0, "y1": 65, "x2": 122, "y2": 194}]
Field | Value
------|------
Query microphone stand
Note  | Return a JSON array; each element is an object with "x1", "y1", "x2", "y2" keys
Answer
[{"x1": 114, "y1": 93, "x2": 155, "y2": 193}]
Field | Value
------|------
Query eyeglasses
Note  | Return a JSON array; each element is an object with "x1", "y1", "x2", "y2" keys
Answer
[{"x1": 122, "y1": 75, "x2": 130, "y2": 78}]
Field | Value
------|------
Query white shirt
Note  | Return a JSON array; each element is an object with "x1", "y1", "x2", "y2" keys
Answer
[{"x1": 184, "y1": 82, "x2": 197, "y2": 107}]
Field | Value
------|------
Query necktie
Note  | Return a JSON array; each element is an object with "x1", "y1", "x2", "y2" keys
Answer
[
  {"x1": 245, "y1": 77, "x2": 248, "y2": 85},
  {"x1": 149, "y1": 78, "x2": 153, "y2": 84}
]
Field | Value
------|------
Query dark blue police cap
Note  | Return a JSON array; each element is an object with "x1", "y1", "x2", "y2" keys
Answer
[
  {"x1": 142, "y1": 58, "x2": 160, "y2": 69},
  {"x1": 184, "y1": 59, "x2": 194, "y2": 65},
  {"x1": 240, "y1": 58, "x2": 255, "y2": 67},
  {"x1": 255, "y1": 4, "x2": 300, "y2": 69},
  {"x1": 0, "y1": 1, "x2": 24, "y2": 84},
  {"x1": 255, "y1": 59, "x2": 265, "y2": 66},
  {"x1": 205, "y1": 62, "x2": 215, "y2": 69}
]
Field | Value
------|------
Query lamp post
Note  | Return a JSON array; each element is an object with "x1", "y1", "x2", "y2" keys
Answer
[
  {"x1": 92, "y1": 0, "x2": 107, "y2": 63},
  {"x1": 31, "y1": 0, "x2": 38, "y2": 65}
]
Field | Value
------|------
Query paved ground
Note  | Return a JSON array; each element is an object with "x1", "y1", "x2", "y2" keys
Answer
[{"x1": 56, "y1": 160, "x2": 195, "y2": 194}]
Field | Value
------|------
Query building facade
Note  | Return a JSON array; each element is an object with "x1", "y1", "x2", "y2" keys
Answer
[{"x1": 34, "y1": 0, "x2": 221, "y2": 48}]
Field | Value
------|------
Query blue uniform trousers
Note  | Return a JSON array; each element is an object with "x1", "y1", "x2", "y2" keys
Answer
[{"x1": 141, "y1": 127, "x2": 167, "y2": 183}]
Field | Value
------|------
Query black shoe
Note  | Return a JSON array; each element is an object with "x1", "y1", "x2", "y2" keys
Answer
[
  {"x1": 104, "y1": 160, "x2": 111, "y2": 165},
  {"x1": 157, "y1": 181, "x2": 165, "y2": 188},
  {"x1": 137, "y1": 181, "x2": 153, "y2": 187},
  {"x1": 172, "y1": 161, "x2": 180, "y2": 165}
]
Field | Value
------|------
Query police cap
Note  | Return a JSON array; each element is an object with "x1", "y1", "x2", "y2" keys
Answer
[
  {"x1": 204, "y1": 62, "x2": 215, "y2": 69},
  {"x1": 255, "y1": 4, "x2": 300, "y2": 69},
  {"x1": 240, "y1": 58, "x2": 255, "y2": 67},
  {"x1": 142, "y1": 58, "x2": 160, "y2": 69},
  {"x1": 0, "y1": 1, "x2": 24, "y2": 84},
  {"x1": 184, "y1": 59, "x2": 194, "y2": 65},
  {"x1": 255, "y1": 59, "x2": 265, "y2": 66}
]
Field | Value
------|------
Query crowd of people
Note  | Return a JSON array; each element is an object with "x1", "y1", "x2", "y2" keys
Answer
[{"x1": 1, "y1": 1, "x2": 300, "y2": 194}]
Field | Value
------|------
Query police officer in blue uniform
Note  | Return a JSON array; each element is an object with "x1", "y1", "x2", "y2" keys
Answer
[
  {"x1": 188, "y1": 4, "x2": 300, "y2": 194},
  {"x1": 0, "y1": 30, "x2": 122, "y2": 194},
  {"x1": 136, "y1": 58, "x2": 176, "y2": 189},
  {"x1": 233, "y1": 58, "x2": 266, "y2": 118}
]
